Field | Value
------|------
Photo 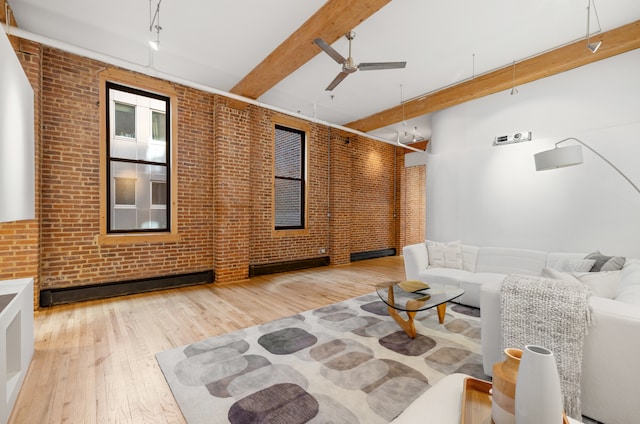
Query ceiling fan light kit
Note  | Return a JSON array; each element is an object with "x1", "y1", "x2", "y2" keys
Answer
[{"x1": 314, "y1": 31, "x2": 407, "y2": 91}]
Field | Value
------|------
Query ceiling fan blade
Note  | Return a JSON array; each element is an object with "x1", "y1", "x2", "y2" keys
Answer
[
  {"x1": 358, "y1": 61, "x2": 407, "y2": 71},
  {"x1": 313, "y1": 38, "x2": 347, "y2": 65},
  {"x1": 325, "y1": 71, "x2": 350, "y2": 91}
]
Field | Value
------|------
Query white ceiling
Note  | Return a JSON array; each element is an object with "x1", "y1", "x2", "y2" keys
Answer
[{"x1": 7, "y1": 0, "x2": 640, "y2": 141}]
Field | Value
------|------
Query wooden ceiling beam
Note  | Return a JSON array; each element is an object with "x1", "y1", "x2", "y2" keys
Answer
[
  {"x1": 346, "y1": 20, "x2": 640, "y2": 133},
  {"x1": 227, "y1": 0, "x2": 391, "y2": 108}
]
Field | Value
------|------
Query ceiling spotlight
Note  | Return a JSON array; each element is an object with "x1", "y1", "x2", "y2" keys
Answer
[
  {"x1": 149, "y1": 0, "x2": 162, "y2": 51},
  {"x1": 587, "y1": 40, "x2": 601, "y2": 54},
  {"x1": 585, "y1": 0, "x2": 602, "y2": 53}
]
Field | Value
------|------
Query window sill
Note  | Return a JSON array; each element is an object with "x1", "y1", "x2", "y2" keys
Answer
[
  {"x1": 96, "y1": 232, "x2": 181, "y2": 245},
  {"x1": 272, "y1": 229, "x2": 309, "y2": 237}
]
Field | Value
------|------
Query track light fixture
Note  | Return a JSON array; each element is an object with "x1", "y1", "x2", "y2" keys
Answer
[
  {"x1": 586, "y1": 0, "x2": 602, "y2": 53},
  {"x1": 149, "y1": 0, "x2": 162, "y2": 51}
]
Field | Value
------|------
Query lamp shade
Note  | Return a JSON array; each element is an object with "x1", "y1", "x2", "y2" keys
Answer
[{"x1": 534, "y1": 145, "x2": 583, "y2": 171}]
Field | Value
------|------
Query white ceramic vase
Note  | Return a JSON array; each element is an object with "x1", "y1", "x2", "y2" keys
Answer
[{"x1": 514, "y1": 345, "x2": 563, "y2": 424}]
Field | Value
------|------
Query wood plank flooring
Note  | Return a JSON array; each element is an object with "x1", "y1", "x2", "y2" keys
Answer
[{"x1": 9, "y1": 256, "x2": 405, "y2": 424}]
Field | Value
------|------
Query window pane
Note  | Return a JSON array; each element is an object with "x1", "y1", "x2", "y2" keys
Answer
[
  {"x1": 110, "y1": 161, "x2": 167, "y2": 231},
  {"x1": 275, "y1": 127, "x2": 302, "y2": 178},
  {"x1": 115, "y1": 103, "x2": 135, "y2": 138},
  {"x1": 275, "y1": 178, "x2": 302, "y2": 227},
  {"x1": 151, "y1": 181, "x2": 167, "y2": 205},
  {"x1": 152, "y1": 111, "x2": 166, "y2": 141},
  {"x1": 115, "y1": 178, "x2": 136, "y2": 205}
]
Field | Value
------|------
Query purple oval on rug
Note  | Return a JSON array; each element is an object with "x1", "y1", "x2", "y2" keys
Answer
[
  {"x1": 258, "y1": 327, "x2": 318, "y2": 355},
  {"x1": 379, "y1": 331, "x2": 437, "y2": 356},
  {"x1": 228, "y1": 382, "x2": 319, "y2": 424}
]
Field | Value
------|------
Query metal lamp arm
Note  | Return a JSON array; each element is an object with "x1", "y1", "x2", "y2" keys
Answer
[{"x1": 555, "y1": 137, "x2": 640, "y2": 195}]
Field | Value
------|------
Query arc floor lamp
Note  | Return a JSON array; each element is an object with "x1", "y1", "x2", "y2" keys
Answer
[{"x1": 533, "y1": 138, "x2": 640, "y2": 195}]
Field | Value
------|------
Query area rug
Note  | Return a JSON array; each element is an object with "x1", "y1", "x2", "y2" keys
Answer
[{"x1": 156, "y1": 293, "x2": 485, "y2": 424}]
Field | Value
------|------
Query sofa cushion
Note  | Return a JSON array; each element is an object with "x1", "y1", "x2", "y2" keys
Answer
[
  {"x1": 542, "y1": 267, "x2": 621, "y2": 299},
  {"x1": 457, "y1": 273, "x2": 506, "y2": 308},
  {"x1": 476, "y1": 247, "x2": 547, "y2": 275},
  {"x1": 421, "y1": 267, "x2": 470, "y2": 286},
  {"x1": 585, "y1": 251, "x2": 626, "y2": 272},
  {"x1": 618, "y1": 259, "x2": 640, "y2": 292},
  {"x1": 426, "y1": 240, "x2": 463, "y2": 269},
  {"x1": 616, "y1": 285, "x2": 640, "y2": 306},
  {"x1": 461, "y1": 244, "x2": 479, "y2": 272}
]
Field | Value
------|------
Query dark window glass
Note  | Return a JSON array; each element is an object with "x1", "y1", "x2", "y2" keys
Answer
[{"x1": 274, "y1": 125, "x2": 305, "y2": 230}]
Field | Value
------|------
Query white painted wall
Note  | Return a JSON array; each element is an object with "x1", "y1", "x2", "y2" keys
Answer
[
  {"x1": 0, "y1": 26, "x2": 35, "y2": 223},
  {"x1": 426, "y1": 49, "x2": 640, "y2": 258}
]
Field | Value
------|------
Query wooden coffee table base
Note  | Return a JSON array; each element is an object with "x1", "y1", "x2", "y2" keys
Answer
[{"x1": 387, "y1": 302, "x2": 448, "y2": 339}]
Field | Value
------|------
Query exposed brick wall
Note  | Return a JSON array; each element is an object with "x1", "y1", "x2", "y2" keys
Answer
[
  {"x1": 349, "y1": 136, "x2": 396, "y2": 255},
  {"x1": 403, "y1": 164, "x2": 426, "y2": 246},
  {"x1": 329, "y1": 132, "x2": 352, "y2": 265},
  {"x1": 4, "y1": 37, "x2": 427, "y2": 302},
  {"x1": 39, "y1": 48, "x2": 215, "y2": 290},
  {"x1": 0, "y1": 38, "x2": 41, "y2": 309},
  {"x1": 214, "y1": 101, "x2": 250, "y2": 282},
  {"x1": 247, "y1": 108, "x2": 331, "y2": 268}
]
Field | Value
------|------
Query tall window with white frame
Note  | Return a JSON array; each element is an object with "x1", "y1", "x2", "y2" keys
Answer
[
  {"x1": 106, "y1": 82, "x2": 170, "y2": 232},
  {"x1": 274, "y1": 124, "x2": 306, "y2": 230}
]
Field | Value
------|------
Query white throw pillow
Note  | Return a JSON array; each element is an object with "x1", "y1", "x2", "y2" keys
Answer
[
  {"x1": 426, "y1": 240, "x2": 463, "y2": 269},
  {"x1": 571, "y1": 271, "x2": 621, "y2": 299},
  {"x1": 548, "y1": 258, "x2": 596, "y2": 272},
  {"x1": 541, "y1": 267, "x2": 620, "y2": 299}
]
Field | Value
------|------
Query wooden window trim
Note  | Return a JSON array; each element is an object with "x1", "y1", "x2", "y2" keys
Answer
[
  {"x1": 272, "y1": 115, "x2": 309, "y2": 238},
  {"x1": 97, "y1": 68, "x2": 180, "y2": 245}
]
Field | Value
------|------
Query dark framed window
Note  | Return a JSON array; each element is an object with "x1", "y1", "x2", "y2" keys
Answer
[
  {"x1": 106, "y1": 82, "x2": 170, "y2": 232},
  {"x1": 274, "y1": 124, "x2": 305, "y2": 230}
]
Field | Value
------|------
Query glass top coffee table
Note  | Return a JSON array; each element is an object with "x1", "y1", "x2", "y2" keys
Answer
[{"x1": 376, "y1": 280, "x2": 464, "y2": 338}]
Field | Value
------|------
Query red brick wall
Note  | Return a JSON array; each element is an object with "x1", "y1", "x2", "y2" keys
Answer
[
  {"x1": 0, "y1": 38, "x2": 41, "y2": 308},
  {"x1": 247, "y1": 109, "x2": 331, "y2": 267},
  {"x1": 349, "y1": 136, "x2": 396, "y2": 255},
  {"x1": 402, "y1": 164, "x2": 426, "y2": 246},
  {"x1": 3, "y1": 37, "x2": 427, "y2": 302},
  {"x1": 214, "y1": 101, "x2": 250, "y2": 282},
  {"x1": 39, "y1": 48, "x2": 215, "y2": 290}
]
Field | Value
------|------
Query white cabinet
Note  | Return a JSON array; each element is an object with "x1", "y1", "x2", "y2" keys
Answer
[{"x1": 0, "y1": 278, "x2": 34, "y2": 424}]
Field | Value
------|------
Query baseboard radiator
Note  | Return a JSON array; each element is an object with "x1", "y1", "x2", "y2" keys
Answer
[
  {"x1": 249, "y1": 256, "x2": 330, "y2": 277},
  {"x1": 39, "y1": 270, "x2": 214, "y2": 307},
  {"x1": 350, "y1": 248, "x2": 396, "y2": 262}
]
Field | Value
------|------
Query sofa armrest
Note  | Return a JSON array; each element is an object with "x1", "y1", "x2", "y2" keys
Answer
[
  {"x1": 402, "y1": 243, "x2": 429, "y2": 281},
  {"x1": 581, "y1": 297, "x2": 640, "y2": 423},
  {"x1": 479, "y1": 280, "x2": 503, "y2": 376}
]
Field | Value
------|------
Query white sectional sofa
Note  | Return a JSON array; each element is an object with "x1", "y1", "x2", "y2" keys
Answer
[
  {"x1": 403, "y1": 241, "x2": 590, "y2": 308},
  {"x1": 402, "y1": 241, "x2": 640, "y2": 424}
]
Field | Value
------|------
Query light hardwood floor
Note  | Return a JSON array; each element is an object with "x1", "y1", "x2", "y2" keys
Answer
[{"x1": 9, "y1": 256, "x2": 406, "y2": 424}]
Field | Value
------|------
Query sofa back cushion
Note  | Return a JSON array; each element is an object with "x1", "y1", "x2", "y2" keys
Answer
[
  {"x1": 462, "y1": 244, "x2": 480, "y2": 272},
  {"x1": 618, "y1": 258, "x2": 640, "y2": 293},
  {"x1": 546, "y1": 252, "x2": 592, "y2": 272},
  {"x1": 402, "y1": 243, "x2": 429, "y2": 281},
  {"x1": 476, "y1": 247, "x2": 547, "y2": 275}
]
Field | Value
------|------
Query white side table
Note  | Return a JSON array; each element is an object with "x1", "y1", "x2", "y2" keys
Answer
[{"x1": 391, "y1": 373, "x2": 582, "y2": 424}]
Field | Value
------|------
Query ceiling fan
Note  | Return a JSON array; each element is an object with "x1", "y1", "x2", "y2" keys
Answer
[{"x1": 313, "y1": 31, "x2": 406, "y2": 91}]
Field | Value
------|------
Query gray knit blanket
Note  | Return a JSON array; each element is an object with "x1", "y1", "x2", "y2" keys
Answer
[{"x1": 500, "y1": 274, "x2": 591, "y2": 419}]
